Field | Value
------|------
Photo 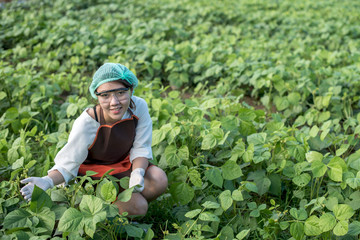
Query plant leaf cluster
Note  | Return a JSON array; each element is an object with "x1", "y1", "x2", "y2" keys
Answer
[{"x1": 1, "y1": 0, "x2": 360, "y2": 239}]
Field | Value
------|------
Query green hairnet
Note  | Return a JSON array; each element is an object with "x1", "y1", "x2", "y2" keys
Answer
[{"x1": 89, "y1": 63, "x2": 138, "y2": 99}]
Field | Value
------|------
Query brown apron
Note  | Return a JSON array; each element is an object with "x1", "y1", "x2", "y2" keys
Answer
[{"x1": 78, "y1": 106, "x2": 138, "y2": 179}]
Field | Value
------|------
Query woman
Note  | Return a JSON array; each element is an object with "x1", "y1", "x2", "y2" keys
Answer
[{"x1": 20, "y1": 63, "x2": 168, "y2": 216}]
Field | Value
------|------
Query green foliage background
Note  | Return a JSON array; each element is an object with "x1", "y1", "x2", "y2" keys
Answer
[{"x1": 1, "y1": 0, "x2": 360, "y2": 239}]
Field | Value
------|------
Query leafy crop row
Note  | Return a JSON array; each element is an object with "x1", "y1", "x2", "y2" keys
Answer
[{"x1": 1, "y1": 0, "x2": 360, "y2": 239}]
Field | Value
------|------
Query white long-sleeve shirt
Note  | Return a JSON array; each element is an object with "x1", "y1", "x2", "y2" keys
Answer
[{"x1": 49, "y1": 96, "x2": 153, "y2": 183}]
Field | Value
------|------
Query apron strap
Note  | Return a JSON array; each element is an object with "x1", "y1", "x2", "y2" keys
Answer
[
  {"x1": 99, "y1": 107, "x2": 106, "y2": 125},
  {"x1": 93, "y1": 105, "x2": 98, "y2": 123},
  {"x1": 127, "y1": 108, "x2": 134, "y2": 116}
]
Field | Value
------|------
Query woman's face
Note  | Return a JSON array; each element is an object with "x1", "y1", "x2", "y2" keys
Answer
[{"x1": 96, "y1": 81, "x2": 131, "y2": 124}]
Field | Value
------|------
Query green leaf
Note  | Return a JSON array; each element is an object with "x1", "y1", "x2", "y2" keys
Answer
[
  {"x1": 333, "y1": 220, "x2": 348, "y2": 236},
  {"x1": 290, "y1": 208, "x2": 308, "y2": 221},
  {"x1": 232, "y1": 189, "x2": 244, "y2": 201},
  {"x1": 221, "y1": 160, "x2": 242, "y2": 180},
  {"x1": 205, "y1": 168, "x2": 223, "y2": 188},
  {"x1": 85, "y1": 171, "x2": 98, "y2": 177},
  {"x1": 333, "y1": 204, "x2": 355, "y2": 221},
  {"x1": 35, "y1": 207, "x2": 56, "y2": 234},
  {"x1": 250, "y1": 209, "x2": 260, "y2": 217},
  {"x1": 294, "y1": 116, "x2": 306, "y2": 127},
  {"x1": 199, "y1": 212, "x2": 220, "y2": 222},
  {"x1": 58, "y1": 208, "x2": 84, "y2": 232},
  {"x1": 168, "y1": 126, "x2": 181, "y2": 143},
  {"x1": 236, "y1": 229, "x2": 250, "y2": 240},
  {"x1": 30, "y1": 185, "x2": 53, "y2": 213},
  {"x1": 306, "y1": 151, "x2": 323, "y2": 163},
  {"x1": 288, "y1": 92, "x2": 301, "y2": 104},
  {"x1": 219, "y1": 190, "x2": 233, "y2": 211},
  {"x1": 309, "y1": 125, "x2": 319, "y2": 138},
  {"x1": 125, "y1": 224, "x2": 144, "y2": 238},
  {"x1": 280, "y1": 222, "x2": 289, "y2": 230},
  {"x1": 201, "y1": 133, "x2": 217, "y2": 150},
  {"x1": 325, "y1": 197, "x2": 338, "y2": 211},
  {"x1": 288, "y1": 144, "x2": 306, "y2": 162},
  {"x1": 0, "y1": 91, "x2": 6, "y2": 100},
  {"x1": 185, "y1": 209, "x2": 201, "y2": 219},
  {"x1": 202, "y1": 201, "x2": 220, "y2": 209},
  {"x1": 3, "y1": 209, "x2": 32, "y2": 229},
  {"x1": 328, "y1": 157, "x2": 346, "y2": 182},
  {"x1": 11, "y1": 157, "x2": 24, "y2": 169},
  {"x1": 247, "y1": 133, "x2": 267, "y2": 146},
  {"x1": 117, "y1": 187, "x2": 134, "y2": 202},
  {"x1": 10, "y1": 168, "x2": 22, "y2": 180},
  {"x1": 319, "y1": 213, "x2": 336, "y2": 232},
  {"x1": 256, "y1": 177, "x2": 271, "y2": 196},
  {"x1": 246, "y1": 202, "x2": 256, "y2": 210},
  {"x1": 5, "y1": 107, "x2": 19, "y2": 119},
  {"x1": 66, "y1": 103, "x2": 78, "y2": 117},
  {"x1": 274, "y1": 96, "x2": 289, "y2": 111},
  {"x1": 80, "y1": 195, "x2": 105, "y2": 215},
  {"x1": 200, "y1": 98, "x2": 218, "y2": 110},
  {"x1": 212, "y1": 128, "x2": 224, "y2": 140},
  {"x1": 152, "y1": 129, "x2": 167, "y2": 146},
  {"x1": 336, "y1": 144, "x2": 349, "y2": 157},
  {"x1": 311, "y1": 160, "x2": 327, "y2": 178},
  {"x1": 7, "y1": 147, "x2": 19, "y2": 164},
  {"x1": 25, "y1": 160, "x2": 37, "y2": 169},
  {"x1": 318, "y1": 111, "x2": 330, "y2": 122},
  {"x1": 80, "y1": 196, "x2": 107, "y2": 238},
  {"x1": 308, "y1": 135, "x2": 332, "y2": 151},
  {"x1": 178, "y1": 145, "x2": 189, "y2": 161},
  {"x1": 170, "y1": 182, "x2": 194, "y2": 205},
  {"x1": 290, "y1": 222, "x2": 304, "y2": 240},
  {"x1": 238, "y1": 108, "x2": 257, "y2": 122},
  {"x1": 100, "y1": 180, "x2": 117, "y2": 202},
  {"x1": 239, "y1": 120, "x2": 256, "y2": 136},
  {"x1": 348, "y1": 150, "x2": 360, "y2": 170},
  {"x1": 244, "y1": 182, "x2": 258, "y2": 193},
  {"x1": 230, "y1": 139, "x2": 245, "y2": 161},
  {"x1": 51, "y1": 189, "x2": 68, "y2": 202},
  {"x1": 144, "y1": 228, "x2": 155, "y2": 240},
  {"x1": 188, "y1": 169, "x2": 202, "y2": 187},
  {"x1": 242, "y1": 143, "x2": 254, "y2": 162},
  {"x1": 304, "y1": 216, "x2": 322, "y2": 236},
  {"x1": 164, "y1": 145, "x2": 184, "y2": 167},
  {"x1": 293, "y1": 173, "x2": 311, "y2": 187},
  {"x1": 348, "y1": 221, "x2": 360, "y2": 236},
  {"x1": 346, "y1": 177, "x2": 360, "y2": 189},
  {"x1": 220, "y1": 226, "x2": 234, "y2": 239}
]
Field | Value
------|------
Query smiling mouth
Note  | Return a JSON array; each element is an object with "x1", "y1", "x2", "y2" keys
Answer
[{"x1": 110, "y1": 107, "x2": 122, "y2": 112}]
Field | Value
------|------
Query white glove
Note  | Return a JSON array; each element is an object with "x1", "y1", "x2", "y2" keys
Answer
[
  {"x1": 20, "y1": 176, "x2": 54, "y2": 201},
  {"x1": 129, "y1": 168, "x2": 145, "y2": 193}
]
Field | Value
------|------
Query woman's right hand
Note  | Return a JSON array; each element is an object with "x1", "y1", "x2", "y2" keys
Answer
[
  {"x1": 20, "y1": 176, "x2": 54, "y2": 201},
  {"x1": 129, "y1": 168, "x2": 145, "y2": 192}
]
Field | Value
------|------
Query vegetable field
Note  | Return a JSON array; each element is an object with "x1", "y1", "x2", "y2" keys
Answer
[{"x1": 1, "y1": 0, "x2": 360, "y2": 239}]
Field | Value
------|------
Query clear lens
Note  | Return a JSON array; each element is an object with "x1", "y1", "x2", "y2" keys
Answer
[{"x1": 97, "y1": 89, "x2": 129, "y2": 102}]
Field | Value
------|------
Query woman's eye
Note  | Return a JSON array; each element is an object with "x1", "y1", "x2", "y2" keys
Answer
[{"x1": 100, "y1": 94, "x2": 108, "y2": 97}]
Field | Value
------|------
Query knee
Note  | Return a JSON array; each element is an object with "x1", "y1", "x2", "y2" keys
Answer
[
  {"x1": 115, "y1": 194, "x2": 148, "y2": 216},
  {"x1": 158, "y1": 170, "x2": 168, "y2": 193},
  {"x1": 148, "y1": 167, "x2": 168, "y2": 193},
  {"x1": 131, "y1": 195, "x2": 148, "y2": 216}
]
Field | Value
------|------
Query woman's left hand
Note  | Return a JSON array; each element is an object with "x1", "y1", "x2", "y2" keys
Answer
[{"x1": 129, "y1": 168, "x2": 145, "y2": 192}]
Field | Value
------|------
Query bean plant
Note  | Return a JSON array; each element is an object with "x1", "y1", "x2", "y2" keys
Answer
[{"x1": 1, "y1": 0, "x2": 360, "y2": 239}]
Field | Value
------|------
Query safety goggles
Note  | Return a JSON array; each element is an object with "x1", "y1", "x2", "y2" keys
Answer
[{"x1": 95, "y1": 87, "x2": 130, "y2": 101}]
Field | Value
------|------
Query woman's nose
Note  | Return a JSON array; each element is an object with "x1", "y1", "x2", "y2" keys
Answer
[{"x1": 110, "y1": 93, "x2": 120, "y2": 104}]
